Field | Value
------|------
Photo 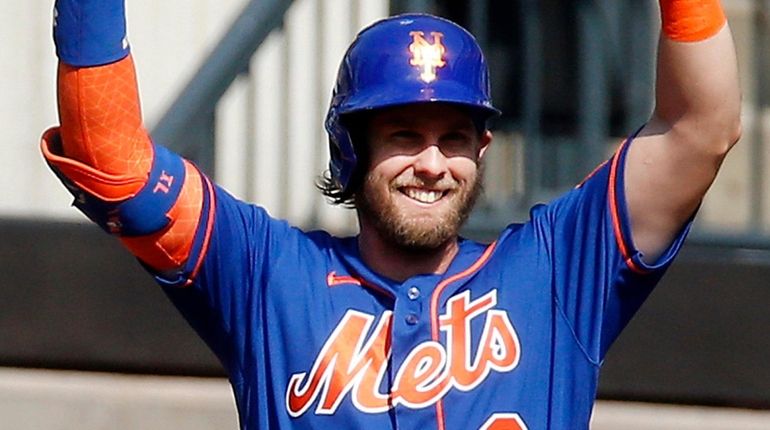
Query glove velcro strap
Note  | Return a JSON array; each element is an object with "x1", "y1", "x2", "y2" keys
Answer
[
  {"x1": 113, "y1": 144, "x2": 186, "y2": 236},
  {"x1": 42, "y1": 129, "x2": 186, "y2": 236}
]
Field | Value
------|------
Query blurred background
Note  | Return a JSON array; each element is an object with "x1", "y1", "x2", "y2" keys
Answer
[{"x1": 2, "y1": 0, "x2": 770, "y2": 428}]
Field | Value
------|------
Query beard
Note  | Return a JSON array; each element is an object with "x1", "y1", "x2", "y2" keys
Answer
[{"x1": 356, "y1": 164, "x2": 484, "y2": 253}]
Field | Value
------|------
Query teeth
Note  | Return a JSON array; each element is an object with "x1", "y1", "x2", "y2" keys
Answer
[{"x1": 403, "y1": 188, "x2": 443, "y2": 204}]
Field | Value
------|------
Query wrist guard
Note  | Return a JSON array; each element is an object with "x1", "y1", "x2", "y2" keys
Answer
[
  {"x1": 660, "y1": 0, "x2": 727, "y2": 42},
  {"x1": 54, "y1": 0, "x2": 130, "y2": 66}
]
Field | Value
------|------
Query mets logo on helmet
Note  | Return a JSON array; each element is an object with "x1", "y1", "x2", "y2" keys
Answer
[
  {"x1": 285, "y1": 289, "x2": 521, "y2": 417},
  {"x1": 409, "y1": 31, "x2": 447, "y2": 83}
]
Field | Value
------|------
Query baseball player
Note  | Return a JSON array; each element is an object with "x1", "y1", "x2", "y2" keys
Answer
[{"x1": 41, "y1": 0, "x2": 741, "y2": 429}]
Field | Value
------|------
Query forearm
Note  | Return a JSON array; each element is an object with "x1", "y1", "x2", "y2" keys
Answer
[
  {"x1": 57, "y1": 56, "x2": 153, "y2": 178},
  {"x1": 44, "y1": 0, "x2": 204, "y2": 272},
  {"x1": 652, "y1": 0, "x2": 742, "y2": 148},
  {"x1": 53, "y1": 0, "x2": 149, "y2": 191},
  {"x1": 624, "y1": 1, "x2": 742, "y2": 261}
]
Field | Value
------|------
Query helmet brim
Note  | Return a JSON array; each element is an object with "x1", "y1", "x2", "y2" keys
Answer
[{"x1": 337, "y1": 79, "x2": 501, "y2": 120}]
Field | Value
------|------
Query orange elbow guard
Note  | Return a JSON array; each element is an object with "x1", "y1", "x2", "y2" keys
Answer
[
  {"x1": 46, "y1": 53, "x2": 208, "y2": 273},
  {"x1": 43, "y1": 128, "x2": 187, "y2": 233},
  {"x1": 43, "y1": 129, "x2": 207, "y2": 271},
  {"x1": 660, "y1": 0, "x2": 726, "y2": 42}
]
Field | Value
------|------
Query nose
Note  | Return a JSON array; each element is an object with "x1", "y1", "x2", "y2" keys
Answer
[{"x1": 412, "y1": 144, "x2": 448, "y2": 179}]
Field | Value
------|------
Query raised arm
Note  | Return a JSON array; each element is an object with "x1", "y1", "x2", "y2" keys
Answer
[
  {"x1": 625, "y1": 0, "x2": 742, "y2": 261},
  {"x1": 41, "y1": 0, "x2": 206, "y2": 275}
]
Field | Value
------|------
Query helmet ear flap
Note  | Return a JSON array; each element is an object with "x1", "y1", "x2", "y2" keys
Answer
[
  {"x1": 326, "y1": 108, "x2": 358, "y2": 192},
  {"x1": 321, "y1": 111, "x2": 369, "y2": 206}
]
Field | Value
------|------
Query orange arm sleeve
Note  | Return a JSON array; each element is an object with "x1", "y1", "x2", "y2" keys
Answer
[
  {"x1": 660, "y1": 0, "x2": 726, "y2": 42},
  {"x1": 53, "y1": 55, "x2": 203, "y2": 271}
]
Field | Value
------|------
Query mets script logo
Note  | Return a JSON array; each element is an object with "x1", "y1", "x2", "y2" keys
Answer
[
  {"x1": 409, "y1": 31, "x2": 447, "y2": 83},
  {"x1": 285, "y1": 290, "x2": 520, "y2": 417}
]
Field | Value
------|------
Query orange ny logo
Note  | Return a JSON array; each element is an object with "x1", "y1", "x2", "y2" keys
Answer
[
  {"x1": 153, "y1": 171, "x2": 174, "y2": 194},
  {"x1": 409, "y1": 31, "x2": 446, "y2": 83}
]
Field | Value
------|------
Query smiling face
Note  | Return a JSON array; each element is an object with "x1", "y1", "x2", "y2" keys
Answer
[{"x1": 356, "y1": 103, "x2": 492, "y2": 252}]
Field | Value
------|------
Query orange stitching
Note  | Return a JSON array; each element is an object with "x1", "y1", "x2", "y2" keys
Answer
[{"x1": 429, "y1": 241, "x2": 497, "y2": 430}]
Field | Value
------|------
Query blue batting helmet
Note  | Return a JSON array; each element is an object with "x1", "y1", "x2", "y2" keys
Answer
[{"x1": 324, "y1": 13, "x2": 501, "y2": 192}]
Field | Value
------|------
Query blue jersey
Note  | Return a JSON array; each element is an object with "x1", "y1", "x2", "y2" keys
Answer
[{"x1": 155, "y1": 134, "x2": 689, "y2": 430}]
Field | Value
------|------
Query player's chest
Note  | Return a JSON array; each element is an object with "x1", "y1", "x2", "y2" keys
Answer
[{"x1": 266, "y1": 265, "x2": 556, "y2": 421}]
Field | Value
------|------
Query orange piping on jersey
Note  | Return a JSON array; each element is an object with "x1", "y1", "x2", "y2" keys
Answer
[
  {"x1": 184, "y1": 173, "x2": 217, "y2": 286},
  {"x1": 429, "y1": 243, "x2": 497, "y2": 340},
  {"x1": 575, "y1": 159, "x2": 610, "y2": 190},
  {"x1": 608, "y1": 140, "x2": 647, "y2": 274},
  {"x1": 428, "y1": 241, "x2": 497, "y2": 430}
]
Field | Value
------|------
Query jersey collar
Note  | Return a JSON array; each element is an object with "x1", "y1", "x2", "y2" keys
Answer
[{"x1": 332, "y1": 235, "x2": 495, "y2": 298}]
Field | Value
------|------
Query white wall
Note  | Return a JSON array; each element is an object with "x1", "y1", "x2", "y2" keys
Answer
[
  {"x1": 0, "y1": 0, "x2": 249, "y2": 219},
  {"x1": 1, "y1": 1, "x2": 65, "y2": 218}
]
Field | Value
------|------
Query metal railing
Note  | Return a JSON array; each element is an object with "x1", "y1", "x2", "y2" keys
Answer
[{"x1": 152, "y1": 0, "x2": 295, "y2": 175}]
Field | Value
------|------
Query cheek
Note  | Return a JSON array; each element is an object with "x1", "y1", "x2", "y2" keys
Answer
[
  {"x1": 363, "y1": 166, "x2": 396, "y2": 197},
  {"x1": 448, "y1": 157, "x2": 480, "y2": 181},
  {"x1": 368, "y1": 155, "x2": 412, "y2": 181}
]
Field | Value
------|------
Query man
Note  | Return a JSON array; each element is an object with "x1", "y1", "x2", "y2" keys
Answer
[{"x1": 41, "y1": 0, "x2": 741, "y2": 429}]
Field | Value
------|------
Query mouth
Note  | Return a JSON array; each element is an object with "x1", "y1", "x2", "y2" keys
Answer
[{"x1": 399, "y1": 186, "x2": 448, "y2": 204}]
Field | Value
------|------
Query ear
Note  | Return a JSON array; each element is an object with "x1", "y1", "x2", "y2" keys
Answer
[{"x1": 478, "y1": 130, "x2": 493, "y2": 159}]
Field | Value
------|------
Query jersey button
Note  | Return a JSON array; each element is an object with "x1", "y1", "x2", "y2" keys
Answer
[
  {"x1": 407, "y1": 286, "x2": 420, "y2": 300},
  {"x1": 405, "y1": 313, "x2": 419, "y2": 325}
]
